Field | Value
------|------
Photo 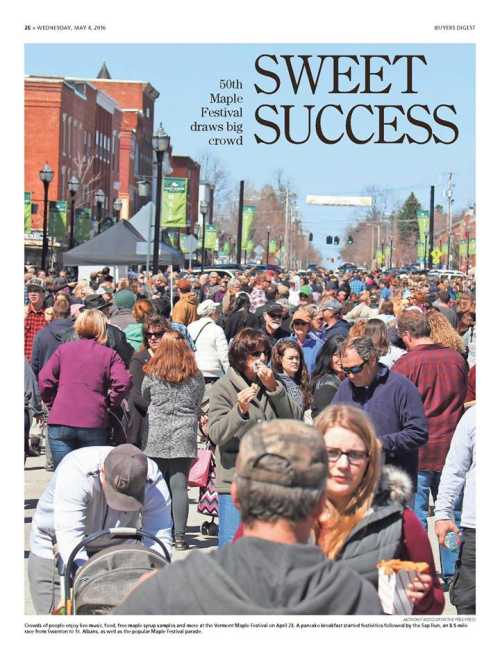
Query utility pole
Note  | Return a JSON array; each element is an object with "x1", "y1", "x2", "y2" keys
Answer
[
  {"x1": 283, "y1": 188, "x2": 289, "y2": 270},
  {"x1": 428, "y1": 185, "x2": 435, "y2": 269},
  {"x1": 445, "y1": 173, "x2": 454, "y2": 270},
  {"x1": 236, "y1": 180, "x2": 244, "y2": 265}
]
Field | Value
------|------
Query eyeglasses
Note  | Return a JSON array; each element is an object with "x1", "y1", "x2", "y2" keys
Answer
[
  {"x1": 248, "y1": 350, "x2": 268, "y2": 358},
  {"x1": 145, "y1": 330, "x2": 166, "y2": 339},
  {"x1": 293, "y1": 320, "x2": 309, "y2": 327},
  {"x1": 341, "y1": 360, "x2": 368, "y2": 375},
  {"x1": 327, "y1": 448, "x2": 369, "y2": 465}
]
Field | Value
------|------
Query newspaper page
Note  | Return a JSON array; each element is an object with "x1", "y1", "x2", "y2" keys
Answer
[{"x1": 7, "y1": 0, "x2": 496, "y2": 662}]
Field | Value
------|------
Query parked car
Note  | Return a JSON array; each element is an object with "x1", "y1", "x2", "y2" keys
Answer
[{"x1": 427, "y1": 269, "x2": 467, "y2": 280}]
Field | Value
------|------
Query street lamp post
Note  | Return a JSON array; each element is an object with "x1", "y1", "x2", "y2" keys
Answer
[
  {"x1": 152, "y1": 124, "x2": 170, "y2": 275},
  {"x1": 138, "y1": 180, "x2": 152, "y2": 276},
  {"x1": 200, "y1": 200, "x2": 209, "y2": 272},
  {"x1": 68, "y1": 176, "x2": 80, "y2": 249},
  {"x1": 113, "y1": 198, "x2": 122, "y2": 224},
  {"x1": 39, "y1": 163, "x2": 54, "y2": 271},
  {"x1": 389, "y1": 238, "x2": 393, "y2": 269},
  {"x1": 95, "y1": 189, "x2": 105, "y2": 233},
  {"x1": 266, "y1": 225, "x2": 271, "y2": 264}
]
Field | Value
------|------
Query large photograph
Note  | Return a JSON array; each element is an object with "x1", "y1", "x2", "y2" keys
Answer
[{"x1": 23, "y1": 43, "x2": 475, "y2": 619}]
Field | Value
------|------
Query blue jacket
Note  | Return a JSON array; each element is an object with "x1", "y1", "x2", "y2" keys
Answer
[
  {"x1": 31, "y1": 318, "x2": 75, "y2": 378},
  {"x1": 332, "y1": 364, "x2": 428, "y2": 488},
  {"x1": 291, "y1": 333, "x2": 324, "y2": 376},
  {"x1": 321, "y1": 319, "x2": 351, "y2": 342}
]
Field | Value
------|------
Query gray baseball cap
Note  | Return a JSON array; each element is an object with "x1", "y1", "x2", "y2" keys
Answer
[
  {"x1": 102, "y1": 444, "x2": 148, "y2": 512},
  {"x1": 319, "y1": 299, "x2": 343, "y2": 313}
]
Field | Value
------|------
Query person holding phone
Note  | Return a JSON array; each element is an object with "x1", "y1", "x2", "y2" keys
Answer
[{"x1": 208, "y1": 328, "x2": 302, "y2": 546}]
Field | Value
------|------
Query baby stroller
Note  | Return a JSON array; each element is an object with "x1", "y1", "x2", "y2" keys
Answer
[{"x1": 60, "y1": 527, "x2": 170, "y2": 615}]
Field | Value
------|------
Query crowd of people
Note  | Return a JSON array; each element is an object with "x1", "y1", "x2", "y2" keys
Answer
[{"x1": 24, "y1": 262, "x2": 476, "y2": 615}]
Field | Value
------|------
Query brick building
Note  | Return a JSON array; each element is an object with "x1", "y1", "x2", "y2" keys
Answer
[
  {"x1": 82, "y1": 65, "x2": 160, "y2": 219},
  {"x1": 25, "y1": 76, "x2": 122, "y2": 232}
]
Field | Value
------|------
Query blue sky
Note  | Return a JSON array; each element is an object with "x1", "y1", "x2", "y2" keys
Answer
[{"x1": 25, "y1": 43, "x2": 475, "y2": 260}]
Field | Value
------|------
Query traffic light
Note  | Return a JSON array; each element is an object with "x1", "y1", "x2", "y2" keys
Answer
[
  {"x1": 334, "y1": 235, "x2": 340, "y2": 245},
  {"x1": 326, "y1": 235, "x2": 333, "y2": 245},
  {"x1": 308, "y1": 233, "x2": 313, "y2": 242},
  {"x1": 347, "y1": 235, "x2": 354, "y2": 245}
]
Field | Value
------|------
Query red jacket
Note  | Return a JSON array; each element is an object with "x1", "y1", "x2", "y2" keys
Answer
[{"x1": 392, "y1": 344, "x2": 467, "y2": 471}]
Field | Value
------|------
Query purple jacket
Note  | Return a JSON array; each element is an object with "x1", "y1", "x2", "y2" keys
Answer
[
  {"x1": 332, "y1": 364, "x2": 428, "y2": 488},
  {"x1": 39, "y1": 339, "x2": 132, "y2": 428}
]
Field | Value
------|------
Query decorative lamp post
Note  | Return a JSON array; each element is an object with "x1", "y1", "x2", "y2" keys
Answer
[
  {"x1": 152, "y1": 123, "x2": 170, "y2": 274},
  {"x1": 113, "y1": 198, "x2": 123, "y2": 223},
  {"x1": 67, "y1": 176, "x2": 80, "y2": 249},
  {"x1": 200, "y1": 200, "x2": 209, "y2": 271},
  {"x1": 95, "y1": 188, "x2": 105, "y2": 233},
  {"x1": 39, "y1": 163, "x2": 54, "y2": 271},
  {"x1": 266, "y1": 225, "x2": 271, "y2": 264}
]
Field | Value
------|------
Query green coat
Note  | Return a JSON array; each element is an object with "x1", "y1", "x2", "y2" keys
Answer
[
  {"x1": 124, "y1": 322, "x2": 144, "y2": 352},
  {"x1": 208, "y1": 367, "x2": 302, "y2": 494}
]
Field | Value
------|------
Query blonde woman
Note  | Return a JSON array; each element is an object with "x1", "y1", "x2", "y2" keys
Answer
[
  {"x1": 39, "y1": 309, "x2": 132, "y2": 469},
  {"x1": 427, "y1": 309, "x2": 465, "y2": 355},
  {"x1": 313, "y1": 404, "x2": 444, "y2": 614}
]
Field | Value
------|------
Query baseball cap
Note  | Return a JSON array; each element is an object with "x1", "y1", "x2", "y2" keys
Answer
[
  {"x1": 291, "y1": 308, "x2": 312, "y2": 324},
  {"x1": 102, "y1": 444, "x2": 149, "y2": 512},
  {"x1": 236, "y1": 420, "x2": 328, "y2": 489},
  {"x1": 263, "y1": 302, "x2": 283, "y2": 318},
  {"x1": 197, "y1": 299, "x2": 220, "y2": 316},
  {"x1": 27, "y1": 278, "x2": 45, "y2": 293},
  {"x1": 319, "y1": 299, "x2": 343, "y2": 313}
]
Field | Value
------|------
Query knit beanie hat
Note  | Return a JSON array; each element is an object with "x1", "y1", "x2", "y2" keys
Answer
[{"x1": 114, "y1": 289, "x2": 136, "y2": 310}]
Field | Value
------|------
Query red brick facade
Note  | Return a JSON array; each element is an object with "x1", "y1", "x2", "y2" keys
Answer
[{"x1": 25, "y1": 77, "x2": 122, "y2": 230}]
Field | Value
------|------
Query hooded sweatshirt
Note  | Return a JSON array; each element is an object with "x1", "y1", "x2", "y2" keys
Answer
[
  {"x1": 171, "y1": 292, "x2": 198, "y2": 326},
  {"x1": 113, "y1": 537, "x2": 382, "y2": 615},
  {"x1": 31, "y1": 318, "x2": 75, "y2": 378}
]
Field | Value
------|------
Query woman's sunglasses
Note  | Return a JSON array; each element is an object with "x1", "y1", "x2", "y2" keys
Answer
[{"x1": 145, "y1": 330, "x2": 166, "y2": 339}]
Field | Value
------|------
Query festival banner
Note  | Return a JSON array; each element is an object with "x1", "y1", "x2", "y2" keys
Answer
[
  {"x1": 245, "y1": 239, "x2": 255, "y2": 254},
  {"x1": 205, "y1": 225, "x2": 217, "y2": 250},
  {"x1": 75, "y1": 207, "x2": 93, "y2": 244},
  {"x1": 469, "y1": 238, "x2": 476, "y2": 256},
  {"x1": 48, "y1": 201, "x2": 67, "y2": 242},
  {"x1": 242, "y1": 205, "x2": 256, "y2": 251},
  {"x1": 223, "y1": 240, "x2": 231, "y2": 255},
  {"x1": 161, "y1": 177, "x2": 188, "y2": 228},
  {"x1": 24, "y1": 192, "x2": 32, "y2": 233},
  {"x1": 417, "y1": 210, "x2": 429, "y2": 261},
  {"x1": 269, "y1": 239, "x2": 277, "y2": 254}
]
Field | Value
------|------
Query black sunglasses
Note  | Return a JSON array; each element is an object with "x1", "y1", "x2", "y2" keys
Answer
[
  {"x1": 293, "y1": 319, "x2": 309, "y2": 326},
  {"x1": 341, "y1": 359, "x2": 368, "y2": 375},
  {"x1": 248, "y1": 350, "x2": 268, "y2": 358},
  {"x1": 145, "y1": 330, "x2": 166, "y2": 339}
]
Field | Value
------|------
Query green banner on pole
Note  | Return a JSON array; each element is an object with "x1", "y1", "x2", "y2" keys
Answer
[
  {"x1": 48, "y1": 201, "x2": 67, "y2": 242},
  {"x1": 161, "y1": 177, "x2": 188, "y2": 228},
  {"x1": 205, "y1": 225, "x2": 217, "y2": 250},
  {"x1": 223, "y1": 240, "x2": 230, "y2": 255},
  {"x1": 269, "y1": 239, "x2": 277, "y2": 254},
  {"x1": 24, "y1": 192, "x2": 32, "y2": 233},
  {"x1": 469, "y1": 238, "x2": 476, "y2": 256},
  {"x1": 245, "y1": 239, "x2": 255, "y2": 254},
  {"x1": 75, "y1": 207, "x2": 93, "y2": 244},
  {"x1": 416, "y1": 240, "x2": 427, "y2": 261},
  {"x1": 242, "y1": 205, "x2": 256, "y2": 250}
]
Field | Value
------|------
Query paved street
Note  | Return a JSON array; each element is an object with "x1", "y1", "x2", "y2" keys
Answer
[{"x1": 24, "y1": 451, "x2": 455, "y2": 616}]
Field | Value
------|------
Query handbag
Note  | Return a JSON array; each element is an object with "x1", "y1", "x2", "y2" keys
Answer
[{"x1": 188, "y1": 449, "x2": 212, "y2": 488}]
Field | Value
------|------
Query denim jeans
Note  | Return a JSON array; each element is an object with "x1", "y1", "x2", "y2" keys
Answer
[
  {"x1": 48, "y1": 425, "x2": 108, "y2": 469},
  {"x1": 415, "y1": 470, "x2": 462, "y2": 578},
  {"x1": 217, "y1": 493, "x2": 241, "y2": 547}
]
